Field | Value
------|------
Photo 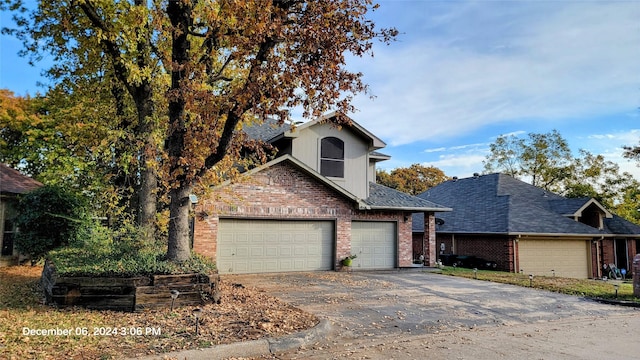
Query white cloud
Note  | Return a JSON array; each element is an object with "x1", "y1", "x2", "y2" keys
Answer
[
  {"x1": 588, "y1": 134, "x2": 616, "y2": 140},
  {"x1": 423, "y1": 147, "x2": 447, "y2": 153},
  {"x1": 423, "y1": 153, "x2": 487, "y2": 178},
  {"x1": 349, "y1": 1, "x2": 640, "y2": 147},
  {"x1": 575, "y1": 129, "x2": 640, "y2": 179},
  {"x1": 497, "y1": 130, "x2": 526, "y2": 138},
  {"x1": 449, "y1": 142, "x2": 489, "y2": 151}
]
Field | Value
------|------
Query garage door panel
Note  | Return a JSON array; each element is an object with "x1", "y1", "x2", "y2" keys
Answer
[
  {"x1": 519, "y1": 239, "x2": 589, "y2": 278},
  {"x1": 307, "y1": 246, "x2": 321, "y2": 256},
  {"x1": 233, "y1": 262, "x2": 249, "y2": 273},
  {"x1": 264, "y1": 247, "x2": 278, "y2": 257},
  {"x1": 218, "y1": 220, "x2": 333, "y2": 274},
  {"x1": 262, "y1": 261, "x2": 278, "y2": 272},
  {"x1": 351, "y1": 221, "x2": 396, "y2": 270}
]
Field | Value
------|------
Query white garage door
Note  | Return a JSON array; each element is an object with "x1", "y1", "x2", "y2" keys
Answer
[
  {"x1": 351, "y1": 221, "x2": 396, "y2": 269},
  {"x1": 518, "y1": 239, "x2": 590, "y2": 278},
  {"x1": 217, "y1": 219, "x2": 334, "y2": 274}
]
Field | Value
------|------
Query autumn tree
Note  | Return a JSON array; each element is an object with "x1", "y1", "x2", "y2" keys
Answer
[
  {"x1": 483, "y1": 130, "x2": 573, "y2": 191},
  {"x1": 623, "y1": 142, "x2": 640, "y2": 162},
  {"x1": 482, "y1": 134, "x2": 523, "y2": 178},
  {"x1": 0, "y1": 86, "x2": 138, "y2": 223},
  {"x1": 562, "y1": 149, "x2": 638, "y2": 208},
  {"x1": 0, "y1": 90, "x2": 46, "y2": 174},
  {"x1": 377, "y1": 164, "x2": 449, "y2": 195},
  {"x1": 483, "y1": 130, "x2": 640, "y2": 223},
  {"x1": 4, "y1": 0, "x2": 396, "y2": 262},
  {"x1": 614, "y1": 186, "x2": 640, "y2": 224}
]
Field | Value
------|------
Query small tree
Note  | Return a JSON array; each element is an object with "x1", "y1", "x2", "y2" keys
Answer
[
  {"x1": 483, "y1": 130, "x2": 573, "y2": 191},
  {"x1": 15, "y1": 185, "x2": 86, "y2": 264},
  {"x1": 376, "y1": 164, "x2": 449, "y2": 195}
]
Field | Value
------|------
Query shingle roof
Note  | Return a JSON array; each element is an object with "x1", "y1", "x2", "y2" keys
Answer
[
  {"x1": 604, "y1": 215, "x2": 640, "y2": 235},
  {"x1": 242, "y1": 118, "x2": 292, "y2": 142},
  {"x1": 0, "y1": 164, "x2": 43, "y2": 195},
  {"x1": 364, "y1": 182, "x2": 451, "y2": 212},
  {"x1": 413, "y1": 173, "x2": 635, "y2": 236},
  {"x1": 547, "y1": 198, "x2": 588, "y2": 215}
]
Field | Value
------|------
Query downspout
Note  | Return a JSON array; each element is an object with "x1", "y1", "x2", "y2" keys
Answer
[
  {"x1": 514, "y1": 234, "x2": 520, "y2": 273},
  {"x1": 595, "y1": 236, "x2": 603, "y2": 279},
  {"x1": 451, "y1": 233, "x2": 456, "y2": 254},
  {"x1": 422, "y1": 214, "x2": 426, "y2": 265}
]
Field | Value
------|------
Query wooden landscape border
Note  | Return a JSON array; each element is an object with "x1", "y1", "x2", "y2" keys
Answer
[{"x1": 41, "y1": 260, "x2": 220, "y2": 312}]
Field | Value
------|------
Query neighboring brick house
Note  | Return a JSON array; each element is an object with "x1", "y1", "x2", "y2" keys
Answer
[
  {"x1": 0, "y1": 164, "x2": 43, "y2": 266},
  {"x1": 413, "y1": 173, "x2": 640, "y2": 279},
  {"x1": 193, "y1": 113, "x2": 451, "y2": 274}
]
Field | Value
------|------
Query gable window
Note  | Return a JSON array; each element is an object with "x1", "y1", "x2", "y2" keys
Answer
[{"x1": 320, "y1": 137, "x2": 344, "y2": 178}]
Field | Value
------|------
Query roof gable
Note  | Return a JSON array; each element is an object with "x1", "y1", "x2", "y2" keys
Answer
[
  {"x1": 0, "y1": 164, "x2": 43, "y2": 195},
  {"x1": 243, "y1": 113, "x2": 386, "y2": 150},
  {"x1": 235, "y1": 154, "x2": 366, "y2": 207},
  {"x1": 288, "y1": 112, "x2": 386, "y2": 150},
  {"x1": 548, "y1": 197, "x2": 612, "y2": 218},
  {"x1": 229, "y1": 155, "x2": 447, "y2": 212}
]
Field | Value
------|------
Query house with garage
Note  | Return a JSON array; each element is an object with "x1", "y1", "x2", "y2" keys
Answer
[
  {"x1": 0, "y1": 164, "x2": 43, "y2": 266},
  {"x1": 413, "y1": 172, "x2": 640, "y2": 279},
  {"x1": 192, "y1": 113, "x2": 451, "y2": 274}
]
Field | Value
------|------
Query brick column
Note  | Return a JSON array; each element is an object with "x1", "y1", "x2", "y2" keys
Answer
[
  {"x1": 423, "y1": 212, "x2": 436, "y2": 267},
  {"x1": 633, "y1": 254, "x2": 640, "y2": 297}
]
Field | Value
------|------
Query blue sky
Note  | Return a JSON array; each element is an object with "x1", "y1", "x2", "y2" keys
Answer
[
  {"x1": 346, "y1": 0, "x2": 640, "y2": 180},
  {"x1": 2, "y1": 0, "x2": 640, "y2": 180}
]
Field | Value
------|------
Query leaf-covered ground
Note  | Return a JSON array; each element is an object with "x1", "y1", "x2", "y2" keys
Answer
[{"x1": 0, "y1": 266, "x2": 318, "y2": 359}]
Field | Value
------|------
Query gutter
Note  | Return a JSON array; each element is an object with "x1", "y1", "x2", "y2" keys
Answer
[{"x1": 365, "y1": 205, "x2": 453, "y2": 212}]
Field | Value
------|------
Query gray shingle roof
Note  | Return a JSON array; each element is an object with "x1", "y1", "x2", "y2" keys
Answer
[
  {"x1": 604, "y1": 215, "x2": 640, "y2": 235},
  {"x1": 369, "y1": 151, "x2": 390, "y2": 158},
  {"x1": 413, "y1": 173, "x2": 637, "y2": 236},
  {"x1": 365, "y1": 182, "x2": 451, "y2": 211},
  {"x1": 242, "y1": 118, "x2": 291, "y2": 142},
  {"x1": 548, "y1": 197, "x2": 591, "y2": 215}
]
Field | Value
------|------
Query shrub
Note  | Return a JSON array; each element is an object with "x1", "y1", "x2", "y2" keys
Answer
[
  {"x1": 14, "y1": 185, "x2": 87, "y2": 263},
  {"x1": 48, "y1": 244, "x2": 216, "y2": 277},
  {"x1": 48, "y1": 220, "x2": 216, "y2": 276}
]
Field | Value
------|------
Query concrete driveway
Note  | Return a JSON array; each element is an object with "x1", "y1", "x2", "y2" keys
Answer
[{"x1": 227, "y1": 270, "x2": 638, "y2": 339}]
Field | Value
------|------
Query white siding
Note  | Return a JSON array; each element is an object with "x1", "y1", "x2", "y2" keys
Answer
[{"x1": 290, "y1": 123, "x2": 370, "y2": 199}]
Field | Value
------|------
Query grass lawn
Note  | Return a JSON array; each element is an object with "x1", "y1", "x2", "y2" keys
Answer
[{"x1": 439, "y1": 266, "x2": 638, "y2": 302}]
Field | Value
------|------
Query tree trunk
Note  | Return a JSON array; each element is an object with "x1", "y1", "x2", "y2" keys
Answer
[
  {"x1": 136, "y1": 88, "x2": 158, "y2": 242},
  {"x1": 167, "y1": 184, "x2": 193, "y2": 262},
  {"x1": 165, "y1": 0, "x2": 193, "y2": 261},
  {"x1": 138, "y1": 153, "x2": 157, "y2": 240}
]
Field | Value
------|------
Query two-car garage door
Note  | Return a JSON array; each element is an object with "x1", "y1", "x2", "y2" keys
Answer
[{"x1": 217, "y1": 219, "x2": 334, "y2": 274}]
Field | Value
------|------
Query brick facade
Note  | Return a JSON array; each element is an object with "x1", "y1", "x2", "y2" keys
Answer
[
  {"x1": 591, "y1": 238, "x2": 638, "y2": 278},
  {"x1": 432, "y1": 233, "x2": 515, "y2": 272},
  {"x1": 193, "y1": 161, "x2": 427, "y2": 270},
  {"x1": 428, "y1": 233, "x2": 639, "y2": 279}
]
